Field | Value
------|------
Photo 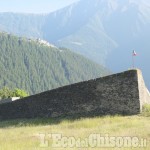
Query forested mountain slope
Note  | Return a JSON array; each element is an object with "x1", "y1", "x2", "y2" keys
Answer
[{"x1": 0, "y1": 32, "x2": 110, "y2": 94}]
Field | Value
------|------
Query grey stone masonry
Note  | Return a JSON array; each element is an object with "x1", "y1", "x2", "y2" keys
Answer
[
  {"x1": 0, "y1": 69, "x2": 149, "y2": 120},
  {"x1": 0, "y1": 97, "x2": 20, "y2": 104},
  {"x1": 137, "y1": 69, "x2": 150, "y2": 110}
]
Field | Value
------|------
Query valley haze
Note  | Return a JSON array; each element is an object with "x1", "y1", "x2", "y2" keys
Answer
[{"x1": 0, "y1": 0, "x2": 150, "y2": 89}]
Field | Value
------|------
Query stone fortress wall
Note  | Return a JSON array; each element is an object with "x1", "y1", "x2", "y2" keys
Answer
[{"x1": 0, "y1": 69, "x2": 149, "y2": 120}]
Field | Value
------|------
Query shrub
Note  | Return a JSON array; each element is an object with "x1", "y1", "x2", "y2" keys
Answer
[
  {"x1": 142, "y1": 104, "x2": 150, "y2": 117},
  {"x1": 0, "y1": 87, "x2": 29, "y2": 99}
]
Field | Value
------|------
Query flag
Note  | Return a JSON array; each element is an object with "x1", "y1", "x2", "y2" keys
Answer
[{"x1": 133, "y1": 50, "x2": 137, "y2": 56}]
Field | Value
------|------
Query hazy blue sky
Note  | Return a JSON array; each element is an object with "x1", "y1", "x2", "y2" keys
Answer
[{"x1": 0, "y1": 0, "x2": 79, "y2": 14}]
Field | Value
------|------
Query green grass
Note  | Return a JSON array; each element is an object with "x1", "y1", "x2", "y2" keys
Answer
[
  {"x1": 0, "y1": 105, "x2": 150, "y2": 150},
  {"x1": 141, "y1": 104, "x2": 150, "y2": 117}
]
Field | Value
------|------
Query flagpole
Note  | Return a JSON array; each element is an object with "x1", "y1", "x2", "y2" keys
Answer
[
  {"x1": 132, "y1": 54, "x2": 134, "y2": 69},
  {"x1": 132, "y1": 50, "x2": 137, "y2": 69}
]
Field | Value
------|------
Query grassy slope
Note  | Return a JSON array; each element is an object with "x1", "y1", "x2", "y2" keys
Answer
[{"x1": 0, "y1": 114, "x2": 149, "y2": 150}]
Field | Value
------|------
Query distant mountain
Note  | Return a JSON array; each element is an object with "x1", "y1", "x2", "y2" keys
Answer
[
  {"x1": 0, "y1": 0, "x2": 117, "y2": 64},
  {"x1": 0, "y1": 32, "x2": 110, "y2": 94},
  {"x1": 0, "y1": 0, "x2": 150, "y2": 88},
  {"x1": 102, "y1": 0, "x2": 150, "y2": 88},
  {"x1": 0, "y1": 13, "x2": 42, "y2": 37}
]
